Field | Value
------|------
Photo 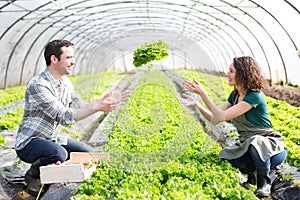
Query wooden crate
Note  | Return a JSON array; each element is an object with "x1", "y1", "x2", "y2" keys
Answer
[{"x1": 40, "y1": 152, "x2": 109, "y2": 184}]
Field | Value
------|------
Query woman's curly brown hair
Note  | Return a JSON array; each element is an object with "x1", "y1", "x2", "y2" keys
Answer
[{"x1": 233, "y1": 56, "x2": 266, "y2": 93}]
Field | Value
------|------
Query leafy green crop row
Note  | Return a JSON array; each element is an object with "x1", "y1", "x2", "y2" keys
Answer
[
  {"x1": 0, "y1": 86, "x2": 26, "y2": 131},
  {"x1": 267, "y1": 97, "x2": 300, "y2": 168},
  {"x1": 72, "y1": 71, "x2": 256, "y2": 200},
  {"x1": 0, "y1": 135, "x2": 5, "y2": 146},
  {"x1": 0, "y1": 86, "x2": 26, "y2": 106},
  {"x1": 172, "y1": 70, "x2": 230, "y2": 106},
  {"x1": 0, "y1": 71, "x2": 128, "y2": 131},
  {"x1": 0, "y1": 108, "x2": 24, "y2": 130},
  {"x1": 73, "y1": 71, "x2": 128, "y2": 102}
]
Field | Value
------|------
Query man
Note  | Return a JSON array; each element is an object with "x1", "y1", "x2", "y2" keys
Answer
[{"x1": 15, "y1": 39, "x2": 131, "y2": 195}]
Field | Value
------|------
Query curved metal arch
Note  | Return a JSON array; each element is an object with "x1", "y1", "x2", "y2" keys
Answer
[
  {"x1": 85, "y1": 2, "x2": 257, "y2": 70},
  {"x1": 18, "y1": 0, "x2": 243, "y2": 79},
  {"x1": 74, "y1": 23, "x2": 230, "y2": 74},
  {"x1": 20, "y1": 4, "x2": 95, "y2": 84},
  {"x1": 59, "y1": 5, "x2": 205, "y2": 40},
  {"x1": 251, "y1": 0, "x2": 298, "y2": 50},
  {"x1": 218, "y1": 0, "x2": 288, "y2": 83},
  {"x1": 53, "y1": 3, "x2": 246, "y2": 69},
  {"x1": 1, "y1": 2, "x2": 52, "y2": 88},
  {"x1": 5, "y1": 1, "x2": 299, "y2": 87},
  {"x1": 26, "y1": 4, "x2": 231, "y2": 76},
  {"x1": 68, "y1": 2, "x2": 247, "y2": 51},
  {"x1": 250, "y1": 0, "x2": 300, "y2": 83},
  {"x1": 86, "y1": 9, "x2": 243, "y2": 58},
  {"x1": 196, "y1": 1, "x2": 272, "y2": 82},
  {"x1": 60, "y1": 2, "x2": 253, "y2": 70},
  {"x1": 46, "y1": 0, "x2": 242, "y2": 50},
  {"x1": 59, "y1": 1, "x2": 299, "y2": 79},
  {"x1": 28, "y1": 2, "x2": 197, "y2": 72},
  {"x1": 189, "y1": 6, "x2": 254, "y2": 56},
  {"x1": 0, "y1": 2, "x2": 10, "y2": 10},
  {"x1": 284, "y1": 0, "x2": 300, "y2": 14},
  {"x1": 82, "y1": 28, "x2": 223, "y2": 73},
  {"x1": 1, "y1": 1, "x2": 246, "y2": 86}
]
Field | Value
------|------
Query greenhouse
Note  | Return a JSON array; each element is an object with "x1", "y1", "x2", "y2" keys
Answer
[{"x1": 0, "y1": 0, "x2": 300, "y2": 199}]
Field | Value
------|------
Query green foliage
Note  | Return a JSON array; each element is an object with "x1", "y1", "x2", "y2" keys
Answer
[
  {"x1": 73, "y1": 71, "x2": 128, "y2": 102},
  {"x1": 133, "y1": 39, "x2": 169, "y2": 68},
  {"x1": 0, "y1": 135, "x2": 5, "y2": 146},
  {"x1": 72, "y1": 71, "x2": 257, "y2": 200},
  {"x1": 0, "y1": 86, "x2": 26, "y2": 105},
  {"x1": 267, "y1": 97, "x2": 300, "y2": 169},
  {"x1": 0, "y1": 86, "x2": 25, "y2": 131},
  {"x1": 0, "y1": 108, "x2": 24, "y2": 130},
  {"x1": 172, "y1": 69, "x2": 230, "y2": 106}
]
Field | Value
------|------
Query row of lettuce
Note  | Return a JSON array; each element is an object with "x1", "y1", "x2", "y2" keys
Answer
[
  {"x1": 0, "y1": 71, "x2": 127, "y2": 144},
  {"x1": 0, "y1": 70, "x2": 299, "y2": 170},
  {"x1": 71, "y1": 71, "x2": 257, "y2": 199}
]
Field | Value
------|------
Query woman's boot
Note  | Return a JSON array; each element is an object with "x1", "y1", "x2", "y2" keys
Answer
[
  {"x1": 240, "y1": 166, "x2": 256, "y2": 186},
  {"x1": 255, "y1": 167, "x2": 271, "y2": 198},
  {"x1": 246, "y1": 172, "x2": 256, "y2": 186}
]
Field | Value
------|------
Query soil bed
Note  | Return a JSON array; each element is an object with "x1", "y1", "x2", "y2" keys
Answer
[{"x1": 263, "y1": 84, "x2": 300, "y2": 107}]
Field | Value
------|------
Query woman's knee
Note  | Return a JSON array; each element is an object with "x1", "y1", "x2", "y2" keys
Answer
[
  {"x1": 271, "y1": 148, "x2": 287, "y2": 167},
  {"x1": 249, "y1": 145, "x2": 271, "y2": 168},
  {"x1": 248, "y1": 145, "x2": 258, "y2": 156},
  {"x1": 228, "y1": 155, "x2": 253, "y2": 169}
]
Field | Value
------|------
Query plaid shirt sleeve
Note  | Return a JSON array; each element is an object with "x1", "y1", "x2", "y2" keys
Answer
[
  {"x1": 28, "y1": 81, "x2": 76, "y2": 125},
  {"x1": 15, "y1": 70, "x2": 76, "y2": 150}
]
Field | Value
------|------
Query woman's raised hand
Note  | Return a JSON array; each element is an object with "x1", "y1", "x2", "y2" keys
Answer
[
  {"x1": 182, "y1": 79, "x2": 204, "y2": 95},
  {"x1": 178, "y1": 93, "x2": 198, "y2": 106}
]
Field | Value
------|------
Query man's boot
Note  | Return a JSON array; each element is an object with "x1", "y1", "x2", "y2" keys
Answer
[
  {"x1": 25, "y1": 159, "x2": 42, "y2": 196},
  {"x1": 255, "y1": 167, "x2": 271, "y2": 198}
]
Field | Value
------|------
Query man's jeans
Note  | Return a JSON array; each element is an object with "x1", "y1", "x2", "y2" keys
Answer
[{"x1": 16, "y1": 138, "x2": 94, "y2": 166}]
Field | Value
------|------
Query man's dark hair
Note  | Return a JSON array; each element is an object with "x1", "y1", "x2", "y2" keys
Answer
[{"x1": 44, "y1": 40, "x2": 73, "y2": 66}]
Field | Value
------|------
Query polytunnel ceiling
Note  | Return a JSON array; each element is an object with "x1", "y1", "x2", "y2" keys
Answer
[{"x1": 0, "y1": 0, "x2": 300, "y2": 88}]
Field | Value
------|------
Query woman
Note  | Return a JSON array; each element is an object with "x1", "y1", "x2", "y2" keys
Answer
[{"x1": 180, "y1": 56, "x2": 286, "y2": 198}]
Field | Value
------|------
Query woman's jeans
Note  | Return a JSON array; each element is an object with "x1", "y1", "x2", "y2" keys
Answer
[
  {"x1": 16, "y1": 138, "x2": 94, "y2": 166},
  {"x1": 228, "y1": 145, "x2": 287, "y2": 170}
]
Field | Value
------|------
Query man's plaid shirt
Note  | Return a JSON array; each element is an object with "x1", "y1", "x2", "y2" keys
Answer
[{"x1": 15, "y1": 68, "x2": 86, "y2": 150}]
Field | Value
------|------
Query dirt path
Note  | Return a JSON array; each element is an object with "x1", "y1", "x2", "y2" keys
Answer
[{"x1": 263, "y1": 84, "x2": 300, "y2": 107}]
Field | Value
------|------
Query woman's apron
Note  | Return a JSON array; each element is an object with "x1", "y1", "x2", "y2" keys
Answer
[{"x1": 219, "y1": 114, "x2": 285, "y2": 162}]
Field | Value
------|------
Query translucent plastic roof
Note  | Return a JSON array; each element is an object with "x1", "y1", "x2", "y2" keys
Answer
[{"x1": 0, "y1": 0, "x2": 299, "y2": 88}]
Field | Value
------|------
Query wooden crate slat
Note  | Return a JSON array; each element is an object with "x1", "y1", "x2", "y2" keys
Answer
[
  {"x1": 69, "y1": 152, "x2": 109, "y2": 163},
  {"x1": 40, "y1": 152, "x2": 109, "y2": 184}
]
